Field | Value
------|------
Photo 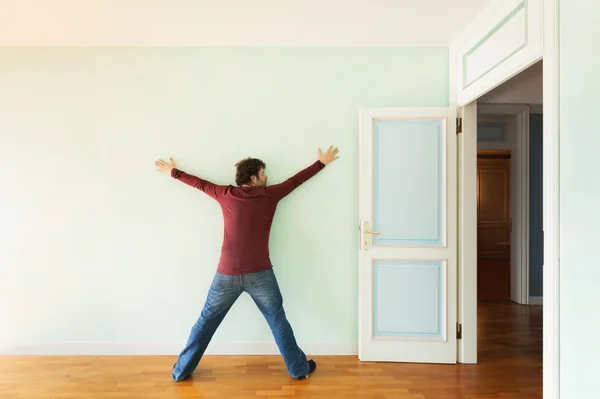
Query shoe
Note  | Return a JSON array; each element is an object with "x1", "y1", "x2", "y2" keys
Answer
[{"x1": 294, "y1": 359, "x2": 316, "y2": 380}]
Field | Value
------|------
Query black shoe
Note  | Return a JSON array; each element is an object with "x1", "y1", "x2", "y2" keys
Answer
[{"x1": 294, "y1": 359, "x2": 316, "y2": 380}]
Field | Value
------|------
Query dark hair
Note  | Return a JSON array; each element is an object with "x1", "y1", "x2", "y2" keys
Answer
[{"x1": 235, "y1": 157, "x2": 266, "y2": 186}]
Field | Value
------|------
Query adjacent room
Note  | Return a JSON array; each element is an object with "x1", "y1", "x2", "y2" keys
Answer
[{"x1": 473, "y1": 60, "x2": 544, "y2": 392}]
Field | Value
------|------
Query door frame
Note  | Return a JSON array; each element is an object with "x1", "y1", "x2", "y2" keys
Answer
[
  {"x1": 451, "y1": 0, "x2": 560, "y2": 398},
  {"x1": 477, "y1": 103, "x2": 531, "y2": 305}
]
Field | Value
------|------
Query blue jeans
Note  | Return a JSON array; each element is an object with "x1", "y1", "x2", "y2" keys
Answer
[{"x1": 172, "y1": 268, "x2": 310, "y2": 381}]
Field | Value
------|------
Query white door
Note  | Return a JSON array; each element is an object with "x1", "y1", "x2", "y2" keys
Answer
[{"x1": 358, "y1": 107, "x2": 457, "y2": 363}]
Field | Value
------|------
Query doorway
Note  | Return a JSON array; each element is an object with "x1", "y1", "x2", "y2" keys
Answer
[{"x1": 462, "y1": 60, "x2": 545, "y2": 392}]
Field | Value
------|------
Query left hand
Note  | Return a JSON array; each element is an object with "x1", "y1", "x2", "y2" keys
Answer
[{"x1": 155, "y1": 157, "x2": 175, "y2": 176}]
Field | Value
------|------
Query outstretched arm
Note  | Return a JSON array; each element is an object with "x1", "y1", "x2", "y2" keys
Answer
[
  {"x1": 155, "y1": 157, "x2": 223, "y2": 200},
  {"x1": 268, "y1": 146, "x2": 339, "y2": 201}
]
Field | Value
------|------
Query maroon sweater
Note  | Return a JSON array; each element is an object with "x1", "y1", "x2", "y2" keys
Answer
[{"x1": 171, "y1": 160, "x2": 326, "y2": 275}]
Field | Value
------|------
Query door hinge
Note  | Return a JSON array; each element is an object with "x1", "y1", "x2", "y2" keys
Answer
[
  {"x1": 456, "y1": 323, "x2": 462, "y2": 339},
  {"x1": 456, "y1": 117, "x2": 462, "y2": 134}
]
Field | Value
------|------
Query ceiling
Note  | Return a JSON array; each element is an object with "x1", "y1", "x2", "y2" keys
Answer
[
  {"x1": 479, "y1": 61, "x2": 543, "y2": 105},
  {"x1": 0, "y1": 0, "x2": 494, "y2": 46}
]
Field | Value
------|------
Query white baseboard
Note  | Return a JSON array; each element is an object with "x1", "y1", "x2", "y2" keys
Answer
[
  {"x1": 529, "y1": 296, "x2": 543, "y2": 305},
  {"x1": 0, "y1": 341, "x2": 358, "y2": 356}
]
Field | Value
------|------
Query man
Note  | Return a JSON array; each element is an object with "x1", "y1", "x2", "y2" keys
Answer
[{"x1": 154, "y1": 146, "x2": 339, "y2": 382}]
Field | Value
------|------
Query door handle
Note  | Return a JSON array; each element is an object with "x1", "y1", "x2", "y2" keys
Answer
[{"x1": 363, "y1": 221, "x2": 380, "y2": 250}]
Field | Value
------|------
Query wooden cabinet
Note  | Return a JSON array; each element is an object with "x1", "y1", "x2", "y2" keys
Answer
[{"x1": 477, "y1": 151, "x2": 511, "y2": 300}]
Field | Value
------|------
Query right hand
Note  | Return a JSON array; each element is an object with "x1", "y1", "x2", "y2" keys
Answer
[
  {"x1": 155, "y1": 157, "x2": 175, "y2": 176},
  {"x1": 318, "y1": 146, "x2": 340, "y2": 166}
]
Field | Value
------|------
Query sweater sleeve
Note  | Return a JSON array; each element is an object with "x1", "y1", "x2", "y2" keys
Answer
[
  {"x1": 171, "y1": 168, "x2": 224, "y2": 201},
  {"x1": 267, "y1": 161, "x2": 325, "y2": 201}
]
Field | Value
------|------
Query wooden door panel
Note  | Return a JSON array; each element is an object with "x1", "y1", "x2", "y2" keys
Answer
[
  {"x1": 478, "y1": 260, "x2": 511, "y2": 301},
  {"x1": 478, "y1": 226, "x2": 510, "y2": 258},
  {"x1": 478, "y1": 169, "x2": 509, "y2": 222},
  {"x1": 477, "y1": 153, "x2": 511, "y2": 300},
  {"x1": 477, "y1": 156, "x2": 510, "y2": 260}
]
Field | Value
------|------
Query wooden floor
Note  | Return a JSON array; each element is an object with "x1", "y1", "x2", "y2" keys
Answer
[{"x1": 0, "y1": 302, "x2": 542, "y2": 399}]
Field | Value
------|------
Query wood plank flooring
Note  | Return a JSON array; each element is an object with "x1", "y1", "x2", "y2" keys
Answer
[{"x1": 0, "y1": 302, "x2": 542, "y2": 399}]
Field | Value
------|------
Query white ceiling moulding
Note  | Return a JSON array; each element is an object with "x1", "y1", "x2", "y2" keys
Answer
[{"x1": 452, "y1": 0, "x2": 543, "y2": 106}]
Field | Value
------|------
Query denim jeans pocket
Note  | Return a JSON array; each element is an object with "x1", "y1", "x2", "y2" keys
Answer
[
  {"x1": 249, "y1": 269, "x2": 275, "y2": 290},
  {"x1": 210, "y1": 272, "x2": 234, "y2": 291}
]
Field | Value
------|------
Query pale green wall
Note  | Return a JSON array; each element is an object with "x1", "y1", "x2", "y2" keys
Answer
[
  {"x1": 560, "y1": 0, "x2": 600, "y2": 397},
  {"x1": 0, "y1": 47, "x2": 448, "y2": 351}
]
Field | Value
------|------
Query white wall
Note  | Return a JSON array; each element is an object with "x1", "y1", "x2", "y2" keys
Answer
[
  {"x1": 0, "y1": 0, "x2": 492, "y2": 46},
  {"x1": 559, "y1": 0, "x2": 600, "y2": 397},
  {"x1": 0, "y1": 47, "x2": 449, "y2": 355}
]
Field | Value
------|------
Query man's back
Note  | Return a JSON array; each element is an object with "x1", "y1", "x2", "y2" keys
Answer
[
  {"x1": 215, "y1": 185, "x2": 281, "y2": 274},
  {"x1": 171, "y1": 160, "x2": 325, "y2": 274}
]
